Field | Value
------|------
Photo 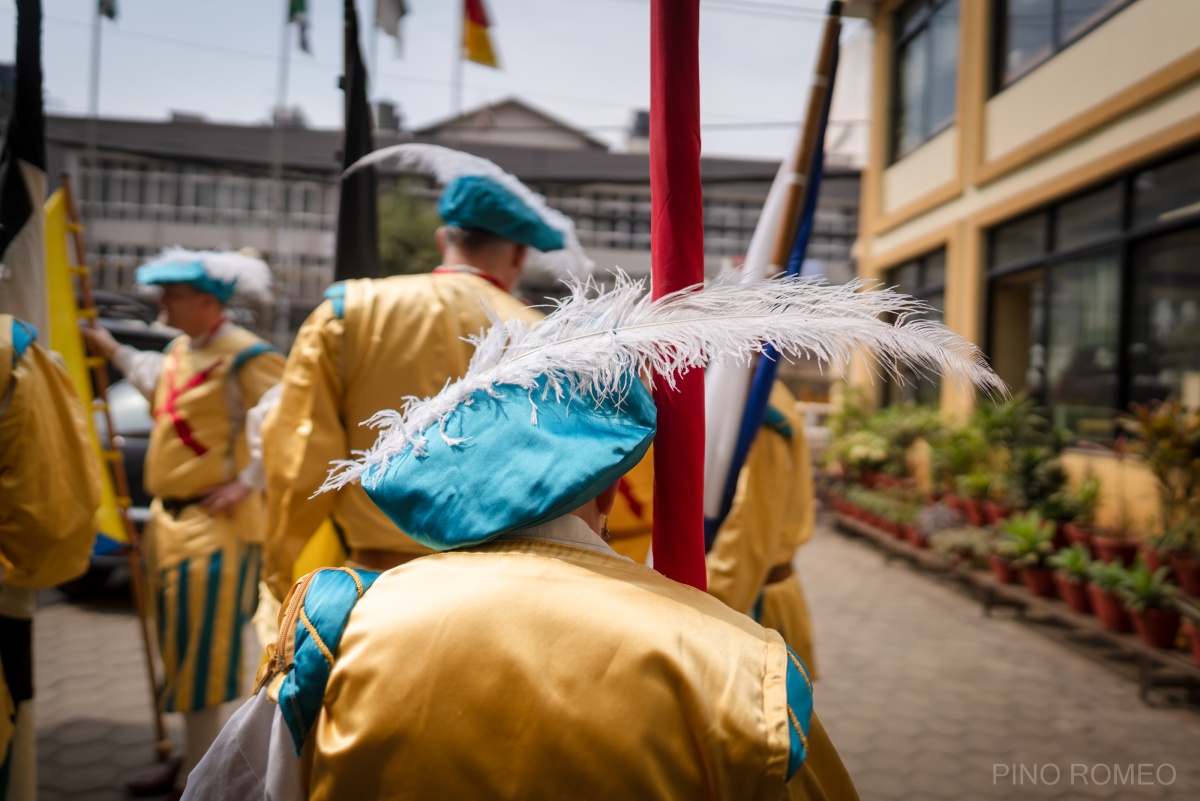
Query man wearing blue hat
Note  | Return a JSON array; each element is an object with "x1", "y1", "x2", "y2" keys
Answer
[
  {"x1": 259, "y1": 145, "x2": 589, "y2": 601},
  {"x1": 82, "y1": 248, "x2": 284, "y2": 798}
]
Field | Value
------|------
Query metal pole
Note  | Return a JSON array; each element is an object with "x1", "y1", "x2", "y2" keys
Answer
[
  {"x1": 83, "y1": 1, "x2": 102, "y2": 257},
  {"x1": 452, "y1": 1, "x2": 464, "y2": 118},
  {"x1": 368, "y1": 0, "x2": 379, "y2": 102},
  {"x1": 270, "y1": 8, "x2": 293, "y2": 348}
]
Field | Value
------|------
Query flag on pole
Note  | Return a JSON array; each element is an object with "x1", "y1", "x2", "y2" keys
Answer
[
  {"x1": 289, "y1": 0, "x2": 311, "y2": 54},
  {"x1": 335, "y1": 0, "x2": 379, "y2": 281},
  {"x1": 376, "y1": 0, "x2": 409, "y2": 53},
  {"x1": 0, "y1": 0, "x2": 49, "y2": 335},
  {"x1": 463, "y1": 0, "x2": 499, "y2": 68},
  {"x1": 98, "y1": 0, "x2": 116, "y2": 20}
]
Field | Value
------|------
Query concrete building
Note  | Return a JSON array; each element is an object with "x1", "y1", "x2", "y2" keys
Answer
[
  {"x1": 847, "y1": 0, "x2": 1200, "y2": 524},
  {"x1": 39, "y1": 96, "x2": 860, "y2": 341}
]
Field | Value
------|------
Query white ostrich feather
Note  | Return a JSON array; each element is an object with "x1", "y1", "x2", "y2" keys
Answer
[
  {"x1": 319, "y1": 271, "x2": 1006, "y2": 494},
  {"x1": 153, "y1": 247, "x2": 274, "y2": 303},
  {"x1": 344, "y1": 143, "x2": 592, "y2": 281}
]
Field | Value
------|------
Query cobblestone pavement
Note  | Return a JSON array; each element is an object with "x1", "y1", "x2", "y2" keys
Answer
[
  {"x1": 801, "y1": 518, "x2": 1200, "y2": 800},
  {"x1": 31, "y1": 521, "x2": 1200, "y2": 799}
]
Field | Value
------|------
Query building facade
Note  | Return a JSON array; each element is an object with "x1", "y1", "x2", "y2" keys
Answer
[{"x1": 849, "y1": 0, "x2": 1200, "y2": 523}]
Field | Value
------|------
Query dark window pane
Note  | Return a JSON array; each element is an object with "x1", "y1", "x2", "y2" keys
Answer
[
  {"x1": 928, "y1": 0, "x2": 959, "y2": 131},
  {"x1": 989, "y1": 268, "x2": 1045, "y2": 397},
  {"x1": 922, "y1": 249, "x2": 947, "y2": 290},
  {"x1": 1133, "y1": 150, "x2": 1200, "y2": 227},
  {"x1": 1058, "y1": 0, "x2": 1126, "y2": 41},
  {"x1": 1129, "y1": 228, "x2": 1200, "y2": 408},
  {"x1": 895, "y1": 29, "x2": 930, "y2": 156},
  {"x1": 1001, "y1": 0, "x2": 1054, "y2": 84},
  {"x1": 1055, "y1": 183, "x2": 1121, "y2": 251},
  {"x1": 991, "y1": 212, "x2": 1047, "y2": 269},
  {"x1": 892, "y1": 261, "x2": 921, "y2": 294},
  {"x1": 1046, "y1": 251, "x2": 1121, "y2": 438}
]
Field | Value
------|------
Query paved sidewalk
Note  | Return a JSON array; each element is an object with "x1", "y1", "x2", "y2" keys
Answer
[
  {"x1": 800, "y1": 519, "x2": 1200, "y2": 800},
  {"x1": 30, "y1": 520, "x2": 1200, "y2": 799}
]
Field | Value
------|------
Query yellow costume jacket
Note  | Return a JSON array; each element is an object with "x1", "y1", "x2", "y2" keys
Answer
[
  {"x1": 143, "y1": 324, "x2": 283, "y2": 573},
  {"x1": 0, "y1": 316, "x2": 102, "y2": 589},
  {"x1": 261, "y1": 271, "x2": 542, "y2": 598},
  {"x1": 707, "y1": 381, "x2": 819, "y2": 677}
]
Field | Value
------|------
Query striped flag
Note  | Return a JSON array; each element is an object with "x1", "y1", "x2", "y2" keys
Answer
[
  {"x1": 289, "y1": 0, "x2": 311, "y2": 54},
  {"x1": 0, "y1": 0, "x2": 48, "y2": 335},
  {"x1": 463, "y1": 0, "x2": 499, "y2": 68}
]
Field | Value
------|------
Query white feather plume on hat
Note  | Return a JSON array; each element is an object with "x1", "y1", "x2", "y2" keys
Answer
[
  {"x1": 151, "y1": 247, "x2": 274, "y2": 303},
  {"x1": 344, "y1": 143, "x2": 593, "y2": 283}
]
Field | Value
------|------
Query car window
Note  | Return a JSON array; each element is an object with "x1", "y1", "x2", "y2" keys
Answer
[{"x1": 103, "y1": 379, "x2": 154, "y2": 437}]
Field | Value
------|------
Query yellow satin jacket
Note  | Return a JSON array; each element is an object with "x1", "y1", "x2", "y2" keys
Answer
[
  {"x1": 0, "y1": 315, "x2": 102, "y2": 589},
  {"x1": 306, "y1": 539, "x2": 858, "y2": 800},
  {"x1": 261, "y1": 271, "x2": 542, "y2": 598}
]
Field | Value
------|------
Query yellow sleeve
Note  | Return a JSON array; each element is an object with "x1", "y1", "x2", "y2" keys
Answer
[
  {"x1": 0, "y1": 342, "x2": 103, "y2": 588},
  {"x1": 706, "y1": 430, "x2": 787, "y2": 614},
  {"x1": 787, "y1": 416, "x2": 816, "y2": 550},
  {"x1": 262, "y1": 302, "x2": 345, "y2": 600},
  {"x1": 785, "y1": 714, "x2": 861, "y2": 800}
]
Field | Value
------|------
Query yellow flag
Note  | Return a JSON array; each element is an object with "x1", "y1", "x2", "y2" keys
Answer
[
  {"x1": 44, "y1": 189, "x2": 127, "y2": 544},
  {"x1": 463, "y1": 0, "x2": 499, "y2": 68}
]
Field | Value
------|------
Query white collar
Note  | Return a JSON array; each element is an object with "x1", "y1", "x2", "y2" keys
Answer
[{"x1": 498, "y1": 515, "x2": 625, "y2": 559}]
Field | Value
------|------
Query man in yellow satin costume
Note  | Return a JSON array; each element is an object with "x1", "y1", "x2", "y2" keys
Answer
[
  {"x1": 183, "y1": 290, "x2": 858, "y2": 800},
  {"x1": 707, "y1": 380, "x2": 820, "y2": 679},
  {"x1": 260, "y1": 146, "x2": 591, "y2": 599},
  {"x1": 1, "y1": 316, "x2": 102, "y2": 801},
  {"x1": 83, "y1": 249, "x2": 284, "y2": 798}
]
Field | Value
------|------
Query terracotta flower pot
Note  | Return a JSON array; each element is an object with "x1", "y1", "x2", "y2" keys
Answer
[
  {"x1": 1063, "y1": 523, "x2": 1095, "y2": 558},
  {"x1": 904, "y1": 525, "x2": 924, "y2": 548},
  {"x1": 1185, "y1": 621, "x2": 1200, "y2": 668},
  {"x1": 1139, "y1": 544, "x2": 1171, "y2": 578},
  {"x1": 1167, "y1": 551, "x2": 1200, "y2": 597},
  {"x1": 1021, "y1": 565, "x2": 1057, "y2": 598},
  {"x1": 963, "y1": 499, "x2": 986, "y2": 528},
  {"x1": 1051, "y1": 522, "x2": 1070, "y2": 551},
  {"x1": 1087, "y1": 584, "x2": 1132, "y2": 633},
  {"x1": 1092, "y1": 536, "x2": 1138, "y2": 567},
  {"x1": 1054, "y1": 574, "x2": 1092, "y2": 614},
  {"x1": 982, "y1": 502, "x2": 1006, "y2": 525},
  {"x1": 1129, "y1": 607, "x2": 1181, "y2": 649},
  {"x1": 988, "y1": 554, "x2": 1019, "y2": 584}
]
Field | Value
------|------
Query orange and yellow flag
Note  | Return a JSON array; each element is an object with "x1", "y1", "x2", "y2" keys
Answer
[{"x1": 463, "y1": 0, "x2": 499, "y2": 68}]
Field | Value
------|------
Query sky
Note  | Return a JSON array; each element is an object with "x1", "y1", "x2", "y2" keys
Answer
[{"x1": 3, "y1": 0, "x2": 860, "y2": 160}]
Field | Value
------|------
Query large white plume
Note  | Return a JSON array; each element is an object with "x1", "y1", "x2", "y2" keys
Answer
[
  {"x1": 344, "y1": 143, "x2": 593, "y2": 282},
  {"x1": 153, "y1": 247, "x2": 274, "y2": 304},
  {"x1": 319, "y1": 271, "x2": 1007, "y2": 494}
]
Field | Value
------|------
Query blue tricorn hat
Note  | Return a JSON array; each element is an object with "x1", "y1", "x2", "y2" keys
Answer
[
  {"x1": 440, "y1": 175, "x2": 566, "y2": 253},
  {"x1": 359, "y1": 376, "x2": 655, "y2": 551},
  {"x1": 136, "y1": 248, "x2": 272, "y2": 304}
]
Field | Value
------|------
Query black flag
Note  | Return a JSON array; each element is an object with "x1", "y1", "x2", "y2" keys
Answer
[
  {"x1": 0, "y1": 0, "x2": 49, "y2": 332},
  {"x1": 334, "y1": 0, "x2": 378, "y2": 281}
]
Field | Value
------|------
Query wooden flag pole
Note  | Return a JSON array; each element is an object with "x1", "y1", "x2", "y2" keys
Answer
[
  {"x1": 648, "y1": 0, "x2": 706, "y2": 589},
  {"x1": 60, "y1": 175, "x2": 172, "y2": 761}
]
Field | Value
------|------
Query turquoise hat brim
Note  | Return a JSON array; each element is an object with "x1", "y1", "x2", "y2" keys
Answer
[
  {"x1": 439, "y1": 175, "x2": 565, "y2": 253},
  {"x1": 136, "y1": 260, "x2": 236, "y2": 302},
  {"x1": 362, "y1": 376, "x2": 656, "y2": 551}
]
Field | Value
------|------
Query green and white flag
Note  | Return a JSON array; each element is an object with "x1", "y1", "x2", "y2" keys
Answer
[
  {"x1": 99, "y1": 0, "x2": 116, "y2": 20},
  {"x1": 289, "y1": 0, "x2": 311, "y2": 54}
]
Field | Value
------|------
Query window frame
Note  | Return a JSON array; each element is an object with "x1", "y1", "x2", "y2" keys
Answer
[
  {"x1": 984, "y1": 145, "x2": 1200, "y2": 437},
  {"x1": 889, "y1": 0, "x2": 960, "y2": 163},
  {"x1": 883, "y1": 248, "x2": 947, "y2": 406},
  {"x1": 991, "y1": 0, "x2": 1137, "y2": 95}
]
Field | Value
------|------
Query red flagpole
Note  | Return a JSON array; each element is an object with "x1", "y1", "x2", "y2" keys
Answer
[{"x1": 649, "y1": 0, "x2": 706, "y2": 589}]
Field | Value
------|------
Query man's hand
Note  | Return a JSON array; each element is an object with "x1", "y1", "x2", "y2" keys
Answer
[
  {"x1": 200, "y1": 480, "x2": 253, "y2": 517},
  {"x1": 80, "y1": 324, "x2": 121, "y2": 360}
]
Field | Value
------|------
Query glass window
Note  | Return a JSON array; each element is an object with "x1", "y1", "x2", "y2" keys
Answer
[
  {"x1": 996, "y1": 0, "x2": 1134, "y2": 89},
  {"x1": 892, "y1": 0, "x2": 958, "y2": 160},
  {"x1": 1055, "y1": 183, "x2": 1121, "y2": 251},
  {"x1": 989, "y1": 268, "x2": 1045, "y2": 397},
  {"x1": 1133, "y1": 150, "x2": 1200, "y2": 227},
  {"x1": 1128, "y1": 228, "x2": 1200, "y2": 408},
  {"x1": 1045, "y1": 251, "x2": 1121, "y2": 438},
  {"x1": 991, "y1": 212, "x2": 1046, "y2": 269},
  {"x1": 885, "y1": 249, "x2": 946, "y2": 406}
]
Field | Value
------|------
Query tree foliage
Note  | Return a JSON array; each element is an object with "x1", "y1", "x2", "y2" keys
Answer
[{"x1": 378, "y1": 189, "x2": 442, "y2": 277}]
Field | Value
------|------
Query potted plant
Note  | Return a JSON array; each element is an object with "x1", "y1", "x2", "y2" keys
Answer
[
  {"x1": 1174, "y1": 596, "x2": 1200, "y2": 668},
  {"x1": 1061, "y1": 477, "x2": 1101, "y2": 551},
  {"x1": 1162, "y1": 520, "x2": 1200, "y2": 597},
  {"x1": 1086, "y1": 561, "x2": 1133, "y2": 633},
  {"x1": 930, "y1": 527, "x2": 993, "y2": 569},
  {"x1": 1091, "y1": 524, "x2": 1139, "y2": 567},
  {"x1": 1119, "y1": 561, "x2": 1181, "y2": 649},
  {"x1": 998, "y1": 512, "x2": 1056, "y2": 598},
  {"x1": 1047, "y1": 545, "x2": 1093, "y2": 614},
  {"x1": 955, "y1": 470, "x2": 994, "y2": 528}
]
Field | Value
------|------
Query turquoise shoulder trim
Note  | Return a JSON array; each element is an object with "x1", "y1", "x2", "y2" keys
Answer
[
  {"x1": 231, "y1": 341, "x2": 280, "y2": 372},
  {"x1": 323, "y1": 282, "x2": 346, "y2": 319},
  {"x1": 784, "y1": 645, "x2": 814, "y2": 780},
  {"x1": 278, "y1": 567, "x2": 380, "y2": 756},
  {"x1": 10, "y1": 318, "x2": 37, "y2": 366},
  {"x1": 763, "y1": 406, "x2": 794, "y2": 441}
]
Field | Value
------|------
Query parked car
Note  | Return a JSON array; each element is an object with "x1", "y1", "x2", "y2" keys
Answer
[{"x1": 59, "y1": 293, "x2": 177, "y2": 597}]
